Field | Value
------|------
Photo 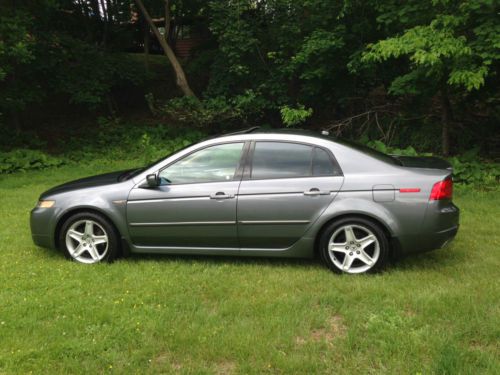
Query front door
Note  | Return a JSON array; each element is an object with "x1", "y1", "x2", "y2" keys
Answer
[
  {"x1": 127, "y1": 142, "x2": 245, "y2": 248},
  {"x1": 237, "y1": 141, "x2": 344, "y2": 249}
]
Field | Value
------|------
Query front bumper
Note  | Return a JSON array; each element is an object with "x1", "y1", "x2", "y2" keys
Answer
[{"x1": 30, "y1": 206, "x2": 57, "y2": 249}]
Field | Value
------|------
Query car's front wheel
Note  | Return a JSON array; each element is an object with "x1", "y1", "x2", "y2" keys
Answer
[
  {"x1": 59, "y1": 212, "x2": 119, "y2": 264},
  {"x1": 319, "y1": 217, "x2": 389, "y2": 274}
]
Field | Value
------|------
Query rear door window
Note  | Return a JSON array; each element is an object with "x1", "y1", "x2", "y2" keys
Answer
[
  {"x1": 250, "y1": 142, "x2": 340, "y2": 179},
  {"x1": 251, "y1": 142, "x2": 313, "y2": 179}
]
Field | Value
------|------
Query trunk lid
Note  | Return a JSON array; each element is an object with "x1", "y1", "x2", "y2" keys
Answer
[{"x1": 391, "y1": 155, "x2": 452, "y2": 171}]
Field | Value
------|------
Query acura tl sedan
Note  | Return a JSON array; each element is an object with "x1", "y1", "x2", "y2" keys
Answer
[{"x1": 30, "y1": 128, "x2": 459, "y2": 274}]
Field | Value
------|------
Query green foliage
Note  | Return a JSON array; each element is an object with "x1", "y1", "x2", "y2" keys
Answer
[
  {"x1": 63, "y1": 117, "x2": 205, "y2": 165},
  {"x1": 1, "y1": 0, "x2": 499, "y2": 159},
  {"x1": 449, "y1": 150, "x2": 500, "y2": 188},
  {"x1": 361, "y1": 1, "x2": 499, "y2": 94},
  {"x1": 148, "y1": 90, "x2": 269, "y2": 128},
  {"x1": 0, "y1": 2, "x2": 151, "y2": 119},
  {"x1": 155, "y1": 96, "x2": 238, "y2": 128},
  {"x1": 53, "y1": 46, "x2": 151, "y2": 107},
  {"x1": 0, "y1": 149, "x2": 65, "y2": 174},
  {"x1": 0, "y1": 11, "x2": 38, "y2": 112},
  {"x1": 0, "y1": 123, "x2": 46, "y2": 151},
  {"x1": 280, "y1": 105, "x2": 313, "y2": 127},
  {"x1": 0, "y1": 12, "x2": 34, "y2": 82}
]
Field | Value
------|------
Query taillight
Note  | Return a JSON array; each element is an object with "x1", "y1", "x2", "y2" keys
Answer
[{"x1": 429, "y1": 177, "x2": 453, "y2": 200}]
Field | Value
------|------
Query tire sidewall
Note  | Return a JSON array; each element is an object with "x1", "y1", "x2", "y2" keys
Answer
[
  {"x1": 59, "y1": 212, "x2": 120, "y2": 263},
  {"x1": 319, "y1": 217, "x2": 389, "y2": 274}
]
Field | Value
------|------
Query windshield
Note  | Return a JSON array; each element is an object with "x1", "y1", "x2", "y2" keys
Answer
[{"x1": 119, "y1": 142, "x2": 197, "y2": 181}]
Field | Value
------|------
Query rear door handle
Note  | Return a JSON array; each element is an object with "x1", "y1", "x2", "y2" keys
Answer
[
  {"x1": 304, "y1": 188, "x2": 331, "y2": 196},
  {"x1": 210, "y1": 192, "x2": 235, "y2": 200}
]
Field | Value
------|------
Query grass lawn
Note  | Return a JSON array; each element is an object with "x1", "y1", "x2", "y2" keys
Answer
[{"x1": 0, "y1": 161, "x2": 498, "y2": 374}]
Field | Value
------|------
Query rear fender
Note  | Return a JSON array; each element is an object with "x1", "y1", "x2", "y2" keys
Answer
[{"x1": 305, "y1": 191, "x2": 400, "y2": 239}]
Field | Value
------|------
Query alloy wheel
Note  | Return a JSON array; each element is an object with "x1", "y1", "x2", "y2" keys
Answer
[
  {"x1": 65, "y1": 219, "x2": 109, "y2": 264},
  {"x1": 328, "y1": 224, "x2": 380, "y2": 274}
]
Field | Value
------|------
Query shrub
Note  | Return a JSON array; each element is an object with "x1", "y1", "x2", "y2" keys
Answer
[
  {"x1": 146, "y1": 90, "x2": 269, "y2": 129},
  {"x1": 448, "y1": 149, "x2": 500, "y2": 187},
  {"x1": 0, "y1": 149, "x2": 65, "y2": 174}
]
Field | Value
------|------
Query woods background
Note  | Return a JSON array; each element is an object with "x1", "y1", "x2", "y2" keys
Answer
[{"x1": 1, "y1": 1, "x2": 499, "y2": 183}]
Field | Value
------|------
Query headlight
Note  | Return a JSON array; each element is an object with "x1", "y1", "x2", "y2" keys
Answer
[{"x1": 37, "y1": 200, "x2": 55, "y2": 208}]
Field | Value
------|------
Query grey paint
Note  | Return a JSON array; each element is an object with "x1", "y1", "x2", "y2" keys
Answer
[{"x1": 31, "y1": 130, "x2": 459, "y2": 259}]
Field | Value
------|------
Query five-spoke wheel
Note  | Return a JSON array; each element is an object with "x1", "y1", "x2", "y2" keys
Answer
[
  {"x1": 319, "y1": 217, "x2": 389, "y2": 274},
  {"x1": 60, "y1": 212, "x2": 119, "y2": 264}
]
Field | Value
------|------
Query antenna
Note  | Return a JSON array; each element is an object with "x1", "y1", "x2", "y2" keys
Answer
[
  {"x1": 243, "y1": 126, "x2": 260, "y2": 133},
  {"x1": 225, "y1": 126, "x2": 261, "y2": 136}
]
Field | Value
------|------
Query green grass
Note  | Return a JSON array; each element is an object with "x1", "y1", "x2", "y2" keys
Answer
[{"x1": 0, "y1": 162, "x2": 499, "y2": 374}]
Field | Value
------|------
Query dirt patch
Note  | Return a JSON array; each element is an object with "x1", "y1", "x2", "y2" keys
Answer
[
  {"x1": 404, "y1": 306, "x2": 417, "y2": 317},
  {"x1": 152, "y1": 352, "x2": 182, "y2": 371},
  {"x1": 214, "y1": 360, "x2": 236, "y2": 374},
  {"x1": 296, "y1": 315, "x2": 347, "y2": 345}
]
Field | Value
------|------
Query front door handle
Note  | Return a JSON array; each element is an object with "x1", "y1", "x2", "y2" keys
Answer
[
  {"x1": 304, "y1": 188, "x2": 331, "y2": 196},
  {"x1": 210, "y1": 192, "x2": 235, "y2": 200}
]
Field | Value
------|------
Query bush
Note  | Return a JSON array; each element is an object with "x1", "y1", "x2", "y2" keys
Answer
[
  {"x1": 448, "y1": 149, "x2": 500, "y2": 188},
  {"x1": 146, "y1": 90, "x2": 269, "y2": 129},
  {"x1": 58, "y1": 117, "x2": 205, "y2": 164},
  {"x1": 0, "y1": 149, "x2": 65, "y2": 174}
]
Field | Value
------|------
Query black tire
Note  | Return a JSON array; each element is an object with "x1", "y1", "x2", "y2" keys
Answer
[
  {"x1": 59, "y1": 211, "x2": 120, "y2": 264},
  {"x1": 319, "y1": 217, "x2": 389, "y2": 274}
]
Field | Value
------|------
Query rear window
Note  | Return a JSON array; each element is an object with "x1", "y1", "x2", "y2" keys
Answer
[
  {"x1": 250, "y1": 142, "x2": 340, "y2": 179},
  {"x1": 313, "y1": 147, "x2": 336, "y2": 176},
  {"x1": 336, "y1": 138, "x2": 401, "y2": 165}
]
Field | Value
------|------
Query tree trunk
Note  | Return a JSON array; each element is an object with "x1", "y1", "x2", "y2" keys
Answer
[
  {"x1": 164, "y1": 0, "x2": 171, "y2": 40},
  {"x1": 134, "y1": 0, "x2": 196, "y2": 98},
  {"x1": 440, "y1": 87, "x2": 452, "y2": 156},
  {"x1": 143, "y1": 21, "x2": 150, "y2": 71},
  {"x1": 99, "y1": 0, "x2": 109, "y2": 48},
  {"x1": 90, "y1": 0, "x2": 100, "y2": 21}
]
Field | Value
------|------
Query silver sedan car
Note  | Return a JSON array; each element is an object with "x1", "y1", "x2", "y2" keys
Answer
[{"x1": 30, "y1": 128, "x2": 459, "y2": 274}]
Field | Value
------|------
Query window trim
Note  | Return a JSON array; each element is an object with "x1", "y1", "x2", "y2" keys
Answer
[
  {"x1": 157, "y1": 141, "x2": 250, "y2": 186},
  {"x1": 243, "y1": 140, "x2": 343, "y2": 181}
]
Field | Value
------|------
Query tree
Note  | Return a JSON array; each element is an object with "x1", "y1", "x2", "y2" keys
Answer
[
  {"x1": 361, "y1": 0, "x2": 500, "y2": 155},
  {"x1": 0, "y1": 11, "x2": 36, "y2": 132},
  {"x1": 134, "y1": 0, "x2": 196, "y2": 97}
]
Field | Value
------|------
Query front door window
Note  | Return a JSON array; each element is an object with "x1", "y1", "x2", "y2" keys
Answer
[{"x1": 159, "y1": 143, "x2": 244, "y2": 184}]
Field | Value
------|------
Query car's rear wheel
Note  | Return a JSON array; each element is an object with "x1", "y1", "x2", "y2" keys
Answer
[
  {"x1": 319, "y1": 217, "x2": 389, "y2": 274},
  {"x1": 59, "y1": 212, "x2": 119, "y2": 264}
]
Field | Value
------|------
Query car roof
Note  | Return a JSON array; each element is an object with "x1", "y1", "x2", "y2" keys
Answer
[
  {"x1": 212, "y1": 127, "x2": 335, "y2": 144},
  {"x1": 224, "y1": 126, "x2": 330, "y2": 138}
]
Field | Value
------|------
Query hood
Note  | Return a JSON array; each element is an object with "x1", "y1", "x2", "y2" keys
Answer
[{"x1": 40, "y1": 169, "x2": 135, "y2": 198}]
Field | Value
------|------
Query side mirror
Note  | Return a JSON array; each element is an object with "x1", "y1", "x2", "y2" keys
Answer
[{"x1": 146, "y1": 173, "x2": 159, "y2": 188}]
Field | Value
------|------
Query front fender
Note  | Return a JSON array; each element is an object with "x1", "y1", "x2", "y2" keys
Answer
[{"x1": 44, "y1": 182, "x2": 134, "y2": 249}]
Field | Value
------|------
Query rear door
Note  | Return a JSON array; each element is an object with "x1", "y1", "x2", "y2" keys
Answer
[{"x1": 237, "y1": 141, "x2": 344, "y2": 249}]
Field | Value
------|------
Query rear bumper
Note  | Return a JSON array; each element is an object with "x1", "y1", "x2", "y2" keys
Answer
[{"x1": 396, "y1": 201, "x2": 459, "y2": 255}]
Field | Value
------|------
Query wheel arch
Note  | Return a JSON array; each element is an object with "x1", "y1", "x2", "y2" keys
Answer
[
  {"x1": 54, "y1": 207, "x2": 122, "y2": 251},
  {"x1": 313, "y1": 213, "x2": 395, "y2": 258}
]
